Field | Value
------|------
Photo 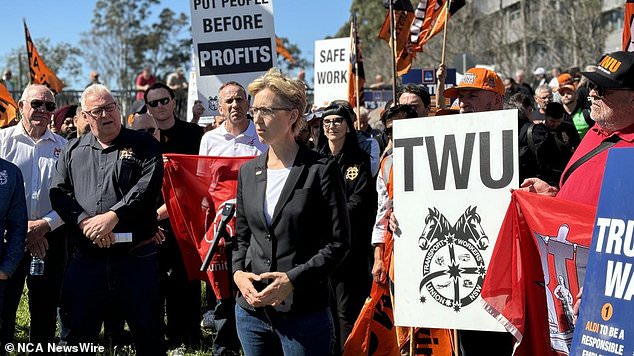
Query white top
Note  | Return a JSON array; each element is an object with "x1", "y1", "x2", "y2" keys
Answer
[
  {"x1": 371, "y1": 155, "x2": 391, "y2": 245},
  {"x1": 0, "y1": 123, "x2": 67, "y2": 230},
  {"x1": 199, "y1": 120, "x2": 267, "y2": 157},
  {"x1": 264, "y1": 167, "x2": 291, "y2": 226}
]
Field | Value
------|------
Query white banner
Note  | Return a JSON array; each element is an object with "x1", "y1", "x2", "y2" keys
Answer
[
  {"x1": 313, "y1": 38, "x2": 350, "y2": 108},
  {"x1": 392, "y1": 110, "x2": 519, "y2": 332},
  {"x1": 190, "y1": 0, "x2": 276, "y2": 125}
]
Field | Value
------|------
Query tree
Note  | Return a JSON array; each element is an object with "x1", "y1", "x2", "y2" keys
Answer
[
  {"x1": 81, "y1": 0, "x2": 190, "y2": 90},
  {"x1": 2, "y1": 38, "x2": 82, "y2": 91},
  {"x1": 275, "y1": 36, "x2": 310, "y2": 76}
]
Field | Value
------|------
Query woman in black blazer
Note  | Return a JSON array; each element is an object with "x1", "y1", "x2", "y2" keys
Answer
[
  {"x1": 316, "y1": 102, "x2": 377, "y2": 351},
  {"x1": 232, "y1": 68, "x2": 350, "y2": 356}
]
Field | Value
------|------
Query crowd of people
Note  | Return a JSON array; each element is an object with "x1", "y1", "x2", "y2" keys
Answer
[{"x1": 0, "y1": 49, "x2": 633, "y2": 356}]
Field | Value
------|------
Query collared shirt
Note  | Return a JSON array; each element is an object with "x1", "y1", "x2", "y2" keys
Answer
[
  {"x1": 50, "y1": 128, "x2": 164, "y2": 249},
  {"x1": 0, "y1": 158, "x2": 27, "y2": 277},
  {"x1": 199, "y1": 120, "x2": 267, "y2": 157},
  {"x1": 0, "y1": 123, "x2": 66, "y2": 230},
  {"x1": 557, "y1": 123, "x2": 634, "y2": 206}
]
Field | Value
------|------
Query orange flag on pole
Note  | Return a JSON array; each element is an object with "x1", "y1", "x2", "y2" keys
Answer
[
  {"x1": 275, "y1": 36, "x2": 296, "y2": 65},
  {"x1": 410, "y1": 0, "x2": 465, "y2": 52},
  {"x1": 378, "y1": 9, "x2": 416, "y2": 76},
  {"x1": 0, "y1": 82, "x2": 17, "y2": 128},
  {"x1": 348, "y1": 14, "x2": 365, "y2": 109},
  {"x1": 623, "y1": 0, "x2": 634, "y2": 51},
  {"x1": 24, "y1": 21, "x2": 65, "y2": 94}
]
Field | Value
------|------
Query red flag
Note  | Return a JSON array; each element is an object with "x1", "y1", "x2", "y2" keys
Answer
[
  {"x1": 24, "y1": 21, "x2": 65, "y2": 94},
  {"x1": 275, "y1": 36, "x2": 296, "y2": 65},
  {"x1": 410, "y1": 0, "x2": 465, "y2": 52},
  {"x1": 0, "y1": 82, "x2": 17, "y2": 128},
  {"x1": 623, "y1": 0, "x2": 634, "y2": 51},
  {"x1": 348, "y1": 14, "x2": 365, "y2": 108},
  {"x1": 378, "y1": 10, "x2": 416, "y2": 76},
  {"x1": 482, "y1": 191, "x2": 596, "y2": 356},
  {"x1": 163, "y1": 154, "x2": 253, "y2": 299}
]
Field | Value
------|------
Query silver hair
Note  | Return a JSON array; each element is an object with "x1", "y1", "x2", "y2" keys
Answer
[
  {"x1": 20, "y1": 84, "x2": 54, "y2": 102},
  {"x1": 81, "y1": 84, "x2": 113, "y2": 110}
]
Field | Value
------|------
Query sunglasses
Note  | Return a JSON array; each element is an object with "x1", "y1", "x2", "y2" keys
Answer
[
  {"x1": 147, "y1": 97, "x2": 171, "y2": 108},
  {"x1": 588, "y1": 82, "x2": 632, "y2": 100},
  {"x1": 138, "y1": 127, "x2": 157, "y2": 135},
  {"x1": 29, "y1": 100, "x2": 56, "y2": 112}
]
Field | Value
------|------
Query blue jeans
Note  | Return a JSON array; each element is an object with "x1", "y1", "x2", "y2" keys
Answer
[
  {"x1": 62, "y1": 243, "x2": 165, "y2": 355},
  {"x1": 235, "y1": 304, "x2": 335, "y2": 356}
]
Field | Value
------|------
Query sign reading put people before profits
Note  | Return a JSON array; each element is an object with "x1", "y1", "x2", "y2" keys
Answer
[
  {"x1": 392, "y1": 110, "x2": 518, "y2": 332},
  {"x1": 313, "y1": 38, "x2": 350, "y2": 108},
  {"x1": 190, "y1": 0, "x2": 276, "y2": 124}
]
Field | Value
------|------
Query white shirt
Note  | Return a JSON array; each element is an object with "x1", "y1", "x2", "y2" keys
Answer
[
  {"x1": 199, "y1": 120, "x2": 267, "y2": 157},
  {"x1": 0, "y1": 123, "x2": 67, "y2": 230},
  {"x1": 371, "y1": 154, "x2": 391, "y2": 245},
  {"x1": 264, "y1": 167, "x2": 291, "y2": 226}
]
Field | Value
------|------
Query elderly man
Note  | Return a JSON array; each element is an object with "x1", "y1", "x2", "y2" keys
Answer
[
  {"x1": 0, "y1": 84, "x2": 68, "y2": 346},
  {"x1": 50, "y1": 84, "x2": 165, "y2": 355},
  {"x1": 198, "y1": 80, "x2": 266, "y2": 356},
  {"x1": 520, "y1": 51, "x2": 634, "y2": 206},
  {"x1": 533, "y1": 84, "x2": 553, "y2": 122}
]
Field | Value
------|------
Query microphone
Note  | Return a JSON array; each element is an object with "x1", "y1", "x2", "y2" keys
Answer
[{"x1": 200, "y1": 203, "x2": 236, "y2": 272}]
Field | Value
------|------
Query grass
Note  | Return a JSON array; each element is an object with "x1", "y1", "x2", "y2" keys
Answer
[{"x1": 13, "y1": 286, "x2": 222, "y2": 355}]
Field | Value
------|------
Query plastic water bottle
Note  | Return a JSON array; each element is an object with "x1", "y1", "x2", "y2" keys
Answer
[{"x1": 30, "y1": 256, "x2": 45, "y2": 276}]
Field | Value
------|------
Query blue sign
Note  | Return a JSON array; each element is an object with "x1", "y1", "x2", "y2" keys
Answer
[{"x1": 570, "y1": 148, "x2": 634, "y2": 356}]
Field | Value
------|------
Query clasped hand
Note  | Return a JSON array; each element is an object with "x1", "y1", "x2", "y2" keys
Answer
[
  {"x1": 79, "y1": 211, "x2": 119, "y2": 248},
  {"x1": 233, "y1": 271, "x2": 293, "y2": 308}
]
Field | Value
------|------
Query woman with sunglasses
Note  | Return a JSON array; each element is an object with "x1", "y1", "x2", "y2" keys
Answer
[
  {"x1": 316, "y1": 102, "x2": 377, "y2": 352},
  {"x1": 233, "y1": 68, "x2": 350, "y2": 355}
]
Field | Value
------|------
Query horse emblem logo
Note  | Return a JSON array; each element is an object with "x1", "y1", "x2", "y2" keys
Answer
[{"x1": 418, "y1": 206, "x2": 489, "y2": 311}]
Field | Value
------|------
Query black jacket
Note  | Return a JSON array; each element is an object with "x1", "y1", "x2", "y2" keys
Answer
[{"x1": 233, "y1": 145, "x2": 350, "y2": 313}]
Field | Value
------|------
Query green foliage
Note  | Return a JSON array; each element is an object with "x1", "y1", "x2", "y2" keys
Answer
[
  {"x1": 275, "y1": 36, "x2": 310, "y2": 74},
  {"x1": 81, "y1": 0, "x2": 191, "y2": 90}
]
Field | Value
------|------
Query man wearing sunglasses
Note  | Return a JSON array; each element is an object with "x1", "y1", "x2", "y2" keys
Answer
[
  {"x1": 519, "y1": 51, "x2": 634, "y2": 206},
  {"x1": 0, "y1": 84, "x2": 68, "y2": 346}
]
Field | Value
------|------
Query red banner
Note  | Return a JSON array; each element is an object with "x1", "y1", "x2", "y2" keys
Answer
[
  {"x1": 163, "y1": 154, "x2": 253, "y2": 299},
  {"x1": 378, "y1": 10, "x2": 416, "y2": 76},
  {"x1": 482, "y1": 191, "x2": 596, "y2": 356}
]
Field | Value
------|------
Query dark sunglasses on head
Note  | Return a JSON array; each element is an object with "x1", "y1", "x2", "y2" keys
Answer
[
  {"x1": 147, "y1": 97, "x2": 171, "y2": 108},
  {"x1": 30, "y1": 99, "x2": 56, "y2": 112},
  {"x1": 138, "y1": 127, "x2": 157, "y2": 135}
]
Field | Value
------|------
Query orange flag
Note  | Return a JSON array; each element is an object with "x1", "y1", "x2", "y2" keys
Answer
[
  {"x1": 623, "y1": 0, "x2": 634, "y2": 51},
  {"x1": 24, "y1": 21, "x2": 65, "y2": 94},
  {"x1": 275, "y1": 36, "x2": 296, "y2": 65},
  {"x1": 410, "y1": 0, "x2": 465, "y2": 52},
  {"x1": 0, "y1": 82, "x2": 17, "y2": 128},
  {"x1": 348, "y1": 14, "x2": 365, "y2": 108},
  {"x1": 378, "y1": 9, "x2": 416, "y2": 76}
]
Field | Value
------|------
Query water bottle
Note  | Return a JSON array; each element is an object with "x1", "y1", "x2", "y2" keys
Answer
[{"x1": 30, "y1": 256, "x2": 45, "y2": 276}]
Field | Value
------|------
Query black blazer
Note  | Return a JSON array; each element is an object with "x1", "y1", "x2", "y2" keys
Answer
[{"x1": 233, "y1": 145, "x2": 350, "y2": 313}]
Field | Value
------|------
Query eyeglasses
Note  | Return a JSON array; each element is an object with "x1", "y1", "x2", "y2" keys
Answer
[
  {"x1": 536, "y1": 95, "x2": 553, "y2": 101},
  {"x1": 323, "y1": 118, "x2": 344, "y2": 127},
  {"x1": 138, "y1": 127, "x2": 157, "y2": 135},
  {"x1": 85, "y1": 102, "x2": 117, "y2": 118},
  {"x1": 147, "y1": 97, "x2": 171, "y2": 108},
  {"x1": 588, "y1": 82, "x2": 632, "y2": 100},
  {"x1": 249, "y1": 107, "x2": 292, "y2": 117},
  {"x1": 29, "y1": 100, "x2": 56, "y2": 112}
]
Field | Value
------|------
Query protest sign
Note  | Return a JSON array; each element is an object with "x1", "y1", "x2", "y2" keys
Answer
[
  {"x1": 392, "y1": 110, "x2": 518, "y2": 331},
  {"x1": 190, "y1": 0, "x2": 276, "y2": 125},
  {"x1": 571, "y1": 148, "x2": 634, "y2": 356},
  {"x1": 313, "y1": 38, "x2": 350, "y2": 107}
]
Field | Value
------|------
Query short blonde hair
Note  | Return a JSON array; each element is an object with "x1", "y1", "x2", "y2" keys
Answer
[{"x1": 248, "y1": 68, "x2": 307, "y2": 135}]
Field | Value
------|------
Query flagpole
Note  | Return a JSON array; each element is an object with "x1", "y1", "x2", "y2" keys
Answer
[
  {"x1": 389, "y1": 0, "x2": 397, "y2": 103},
  {"x1": 436, "y1": 0, "x2": 452, "y2": 110}
]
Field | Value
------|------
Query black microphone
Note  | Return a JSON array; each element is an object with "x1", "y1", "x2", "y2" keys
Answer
[{"x1": 200, "y1": 203, "x2": 236, "y2": 272}]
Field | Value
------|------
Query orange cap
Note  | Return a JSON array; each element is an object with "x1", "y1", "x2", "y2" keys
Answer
[
  {"x1": 444, "y1": 68, "x2": 505, "y2": 98},
  {"x1": 556, "y1": 73, "x2": 576, "y2": 93}
]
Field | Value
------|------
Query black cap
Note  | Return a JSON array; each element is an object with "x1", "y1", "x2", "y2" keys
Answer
[{"x1": 581, "y1": 51, "x2": 634, "y2": 89}]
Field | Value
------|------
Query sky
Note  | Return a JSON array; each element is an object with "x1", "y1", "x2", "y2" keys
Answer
[{"x1": 0, "y1": 0, "x2": 352, "y2": 89}]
